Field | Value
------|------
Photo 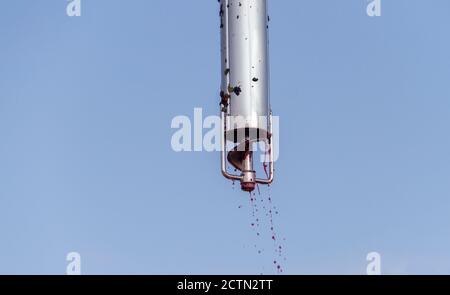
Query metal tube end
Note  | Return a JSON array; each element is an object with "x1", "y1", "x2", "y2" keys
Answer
[
  {"x1": 240, "y1": 150, "x2": 256, "y2": 192},
  {"x1": 241, "y1": 170, "x2": 256, "y2": 192}
]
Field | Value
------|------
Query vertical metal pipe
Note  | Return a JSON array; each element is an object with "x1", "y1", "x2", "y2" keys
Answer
[
  {"x1": 219, "y1": 0, "x2": 274, "y2": 191},
  {"x1": 227, "y1": 0, "x2": 269, "y2": 134}
]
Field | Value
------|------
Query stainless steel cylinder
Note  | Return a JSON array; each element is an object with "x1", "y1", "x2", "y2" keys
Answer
[
  {"x1": 219, "y1": 0, "x2": 274, "y2": 192},
  {"x1": 220, "y1": 0, "x2": 270, "y2": 143}
]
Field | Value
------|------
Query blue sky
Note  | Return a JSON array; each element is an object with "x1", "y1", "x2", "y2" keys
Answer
[{"x1": 1, "y1": 0, "x2": 450, "y2": 274}]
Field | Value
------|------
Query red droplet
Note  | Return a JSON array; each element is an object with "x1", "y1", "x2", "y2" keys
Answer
[{"x1": 263, "y1": 162, "x2": 269, "y2": 178}]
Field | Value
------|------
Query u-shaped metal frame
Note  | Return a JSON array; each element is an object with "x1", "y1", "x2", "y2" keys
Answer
[{"x1": 220, "y1": 110, "x2": 274, "y2": 185}]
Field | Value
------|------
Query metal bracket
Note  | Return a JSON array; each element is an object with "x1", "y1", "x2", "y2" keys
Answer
[{"x1": 220, "y1": 110, "x2": 274, "y2": 185}]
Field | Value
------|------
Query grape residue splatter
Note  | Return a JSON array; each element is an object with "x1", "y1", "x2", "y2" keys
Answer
[
  {"x1": 240, "y1": 183, "x2": 286, "y2": 274},
  {"x1": 263, "y1": 185, "x2": 286, "y2": 273}
]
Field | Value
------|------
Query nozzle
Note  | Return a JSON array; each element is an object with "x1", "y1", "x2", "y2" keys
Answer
[
  {"x1": 241, "y1": 170, "x2": 256, "y2": 192},
  {"x1": 240, "y1": 150, "x2": 256, "y2": 192}
]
